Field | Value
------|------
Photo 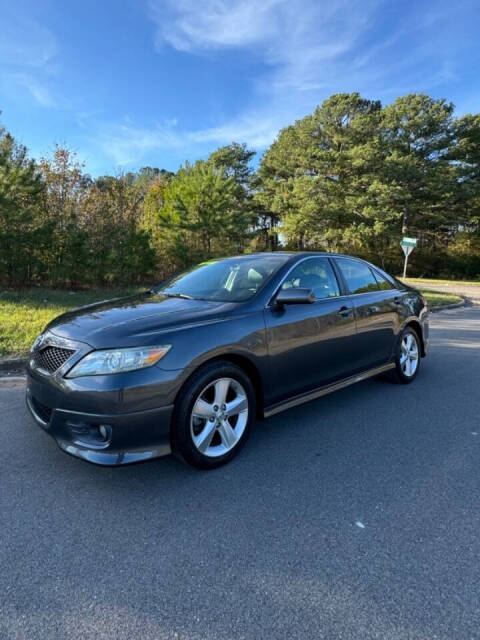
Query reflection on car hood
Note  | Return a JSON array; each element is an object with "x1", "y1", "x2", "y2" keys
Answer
[{"x1": 45, "y1": 292, "x2": 238, "y2": 349}]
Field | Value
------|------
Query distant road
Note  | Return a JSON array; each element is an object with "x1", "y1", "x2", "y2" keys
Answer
[{"x1": 1, "y1": 302, "x2": 480, "y2": 639}]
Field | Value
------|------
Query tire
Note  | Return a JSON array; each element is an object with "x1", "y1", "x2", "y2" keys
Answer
[
  {"x1": 388, "y1": 326, "x2": 421, "y2": 384},
  {"x1": 171, "y1": 360, "x2": 256, "y2": 469}
]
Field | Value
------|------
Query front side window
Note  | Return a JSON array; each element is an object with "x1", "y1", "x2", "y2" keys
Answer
[
  {"x1": 156, "y1": 255, "x2": 289, "y2": 302},
  {"x1": 336, "y1": 258, "x2": 379, "y2": 295},
  {"x1": 281, "y1": 257, "x2": 340, "y2": 299}
]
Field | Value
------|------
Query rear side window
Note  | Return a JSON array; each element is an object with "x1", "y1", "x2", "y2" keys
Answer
[
  {"x1": 336, "y1": 258, "x2": 379, "y2": 295},
  {"x1": 281, "y1": 257, "x2": 340, "y2": 299},
  {"x1": 373, "y1": 270, "x2": 395, "y2": 291}
]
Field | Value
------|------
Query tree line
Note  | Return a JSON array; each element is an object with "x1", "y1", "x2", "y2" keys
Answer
[{"x1": 1, "y1": 92, "x2": 479, "y2": 288}]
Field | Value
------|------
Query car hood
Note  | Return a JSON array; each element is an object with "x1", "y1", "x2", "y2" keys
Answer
[{"x1": 45, "y1": 292, "x2": 238, "y2": 349}]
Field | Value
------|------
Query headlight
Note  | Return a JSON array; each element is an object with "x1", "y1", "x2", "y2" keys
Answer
[{"x1": 66, "y1": 345, "x2": 171, "y2": 378}]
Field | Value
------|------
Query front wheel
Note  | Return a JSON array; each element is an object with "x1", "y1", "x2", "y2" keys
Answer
[
  {"x1": 389, "y1": 327, "x2": 421, "y2": 384},
  {"x1": 171, "y1": 361, "x2": 256, "y2": 469}
]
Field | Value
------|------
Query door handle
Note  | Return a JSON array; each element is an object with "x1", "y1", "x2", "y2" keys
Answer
[{"x1": 338, "y1": 306, "x2": 352, "y2": 317}]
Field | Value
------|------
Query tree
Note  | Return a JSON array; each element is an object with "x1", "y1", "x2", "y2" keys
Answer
[
  {"x1": 141, "y1": 173, "x2": 174, "y2": 277},
  {"x1": 450, "y1": 113, "x2": 480, "y2": 230},
  {"x1": 255, "y1": 92, "x2": 479, "y2": 273},
  {"x1": 91, "y1": 173, "x2": 155, "y2": 283},
  {"x1": 39, "y1": 145, "x2": 91, "y2": 286},
  {"x1": 208, "y1": 142, "x2": 261, "y2": 245},
  {"x1": 208, "y1": 142, "x2": 255, "y2": 185},
  {"x1": 380, "y1": 93, "x2": 458, "y2": 239},
  {"x1": 0, "y1": 124, "x2": 45, "y2": 285},
  {"x1": 153, "y1": 160, "x2": 250, "y2": 269},
  {"x1": 38, "y1": 148, "x2": 156, "y2": 286},
  {"x1": 256, "y1": 93, "x2": 386, "y2": 254},
  {"x1": 1, "y1": 92, "x2": 480, "y2": 287}
]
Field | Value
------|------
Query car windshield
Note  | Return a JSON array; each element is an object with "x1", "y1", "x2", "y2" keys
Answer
[{"x1": 155, "y1": 255, "x2": 289, "y2": 302}]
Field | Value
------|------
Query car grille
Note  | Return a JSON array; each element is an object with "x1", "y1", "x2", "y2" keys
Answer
[
  {"x1": 30, "y1": 395, "x2": 53, "y2": 424},
  {"x1": 32, "y1": 346, "x2": 75, "y2": 374}
]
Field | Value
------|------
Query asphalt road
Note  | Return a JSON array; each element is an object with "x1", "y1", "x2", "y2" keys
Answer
[{"x1": 1, "y1": 302, "x2": 480, "y2": 640}]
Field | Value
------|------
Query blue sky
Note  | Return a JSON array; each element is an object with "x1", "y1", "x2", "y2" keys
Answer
[{"x1": 1, "y1": 0, "x2": 479, "y2": 176}]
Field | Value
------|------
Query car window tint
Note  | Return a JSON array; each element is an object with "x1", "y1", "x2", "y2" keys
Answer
[
  {"x1": 373, "y1": 270, "x2": 395, "y2": 291},
  {"x1": 157, "y1": 255, "x2": 288, "y2": 302},
  {"x1": 281, "y1": 258, "x2": 340, "y2": 299},
  {"x1": 336, "y1": 258, "x2": 380, "y2": 295}
]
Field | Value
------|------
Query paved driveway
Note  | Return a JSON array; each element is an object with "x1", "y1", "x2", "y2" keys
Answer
[{"x1": 1, "y1": 303, "x2": 479, "y2": 639}]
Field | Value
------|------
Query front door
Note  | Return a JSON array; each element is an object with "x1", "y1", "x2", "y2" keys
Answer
[{"x1": 264, "y1": 257, "x2": 358, "y2": 406}]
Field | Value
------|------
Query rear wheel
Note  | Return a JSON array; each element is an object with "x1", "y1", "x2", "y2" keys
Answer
[
  {"x1": 389, "y1": 327, "x2": 421, "y2": 384},
  {"x1": 171, "y1": 361, "x2": 255, "y2": 469}
]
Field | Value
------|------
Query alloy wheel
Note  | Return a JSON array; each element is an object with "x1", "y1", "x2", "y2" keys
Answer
[
  {"x1": 400, "y1": 332, "x2": 419, "y2": 377},
  {"x1": 190, "y1": 377, "x2": 249, "y2": 458}
]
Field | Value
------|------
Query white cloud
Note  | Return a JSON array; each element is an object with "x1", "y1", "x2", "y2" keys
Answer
[
  {"x1": 13, "y1": 74, "x2": 56, "y2": 108},
  {"x1": 150, "y1": 0, "x2": 284, "y2": 51},
  {"x1": 92, "y1": 0, "x2": 381, "y2": 167},
  {"x1": 93, "y1": 113, "x2": 282, "y2": 167},
  {"x1": 0, "y1": 6, "x2": 57, "y2": 68},
  {"x1": 1, "y1": 4, "x2": 59, "y2": 108},
  {"x1": 95, "y1": 121, "x2": 184, "y2": 166},
  {"x1": 150, "y1": 0, "x2": 378, "y2": 92},
  {"x1": 188, "y1": 117, "x2": 280, "y2": 149},
  {"x1": 93, "y1": 0, "x2": 474, "y2": 170}
]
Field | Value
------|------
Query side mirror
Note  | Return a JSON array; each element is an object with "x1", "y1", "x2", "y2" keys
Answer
[{"x1": 275, "y1": 288, "x2": 315, "y2": 306}]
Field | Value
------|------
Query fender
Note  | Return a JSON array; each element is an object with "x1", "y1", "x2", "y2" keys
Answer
[{"x1": 397, "y1": 315, "x2": 427, "y2": 357}]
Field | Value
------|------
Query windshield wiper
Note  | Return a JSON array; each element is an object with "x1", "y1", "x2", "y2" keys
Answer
[{"x1": 162, "y1": 292, "x2": 194, "y2": 300}]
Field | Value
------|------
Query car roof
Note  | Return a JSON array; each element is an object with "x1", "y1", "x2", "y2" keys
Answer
[
  {"x1": 226, "y1": 251, "x2": 359, "y2": 260},
  {"x1": 226, "y1": 252, "x2": 398, "y2": 280}
]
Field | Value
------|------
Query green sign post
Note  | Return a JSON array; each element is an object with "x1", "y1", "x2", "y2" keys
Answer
[{"x1": 401, "y1": 237, "x2": 417, "y2": 278}]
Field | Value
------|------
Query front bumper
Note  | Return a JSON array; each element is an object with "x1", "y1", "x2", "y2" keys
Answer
[{"x1": 26, "y1": 363, "x2": 183, "y2": 466}]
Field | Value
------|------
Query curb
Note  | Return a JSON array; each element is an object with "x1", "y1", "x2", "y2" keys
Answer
[
  {"x1": 429, "y1": 296, "x2": 468, "y2": 313},
  {"x1": 0, "y1": 376, "x2": 26, "y2": 387},
  {"x1": 0, "y1": 356, "x2": 28, "y2": 376}
]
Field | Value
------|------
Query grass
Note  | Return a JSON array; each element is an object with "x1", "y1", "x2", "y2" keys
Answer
[
  {"x1": 0, "y1": 284, "x2": 464, "y2": 358},
  {"x1": 419, "y1": 289, "x2": 463, "y2": 308},
  {"x1": 402, "y1": 276, "x2": 480, "y2": 287},
  {"x1": 0, "y1": 287, "x2": 143, "y2": 357}
]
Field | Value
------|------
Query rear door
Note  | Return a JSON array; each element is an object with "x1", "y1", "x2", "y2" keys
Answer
[
  {"x1": 334, "y1": 257, "x2": 399, "y2": 371},
  {"x1": 264, "y1": 256, "x2": 357, "y2": 405}
]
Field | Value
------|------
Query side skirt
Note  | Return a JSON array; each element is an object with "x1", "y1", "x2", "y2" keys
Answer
[{"x1": 263, "y1": 362, "x2": 395, "y2": 418}]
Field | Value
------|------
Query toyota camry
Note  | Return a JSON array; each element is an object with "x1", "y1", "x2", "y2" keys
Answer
[{"x1": 26, "y1": 252, "x2": 429, "y2": 469}]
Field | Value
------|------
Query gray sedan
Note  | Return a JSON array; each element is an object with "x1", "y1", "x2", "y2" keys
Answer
[{"x1": 26, "y1": 252, "x2": 429, "y2": 469}]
